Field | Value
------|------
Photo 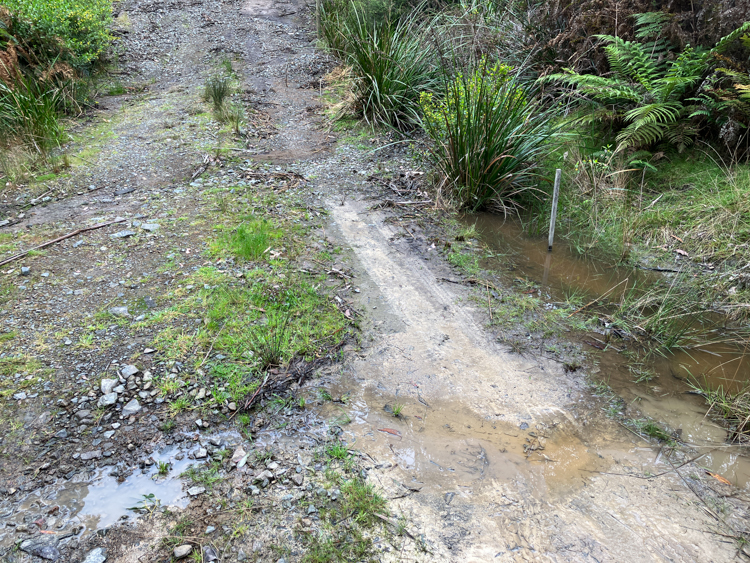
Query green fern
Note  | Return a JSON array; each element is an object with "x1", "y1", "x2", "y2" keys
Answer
[{"x1": 541, "y1": 16, "x2": 750, "y2": 152}]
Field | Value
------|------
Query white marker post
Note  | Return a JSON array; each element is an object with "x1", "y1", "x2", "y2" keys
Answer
[{"x1": 548, "y1": 169, "x2": 561, "y2": 251}]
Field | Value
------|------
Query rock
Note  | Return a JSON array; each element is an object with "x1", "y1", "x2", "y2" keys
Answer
[
  {"x1": 20, "y1": 266, "x2": 30, "y2": 276},
  {"x1": 75, "y1": 410, "x2": 92, "y2": 420},
  {"x1": 195, "y1": 419, "x2": 203, "y2": 428},
  {"x1": 254, "y1": 470, "x2": 274, "y2": 483},
  {"x1": 81, "y1": 547, "x2": 107, "y2": 563},
  {"x1": 195, "y1": 388, "x2": 206, "y2": 400},
  {"x1": 205, "y1": 526, "x2": 215, "y2": 534},
  {"x1": 20, "y1": 537, "x2": 60, "y2": 560},
  {"x1": 237, "y1": 548, "x2": 248, "y2": 561},
  {"x1": 195, "y1": 448, "x2": 207, "y2": 459},
  {"x1": 121, "y1": 365, "x2": 139, "y2": 378},
  {"x1": 13, "y1": 392, "x2": 27, "y2": 400},
  {"x1": 292, "y1": 473, "x2": 304, "y2": 486},
  {"x1": 80, "y1": 450, "x2": 102, "y2": 461},
  {"x1": 110, "y1": 230, "x2": 136, "y2": 238},
  {"x1": 109, "y1": 306, "x2": 129, "y2": 317},
  {"x1": 98, "y1": 393, "x2": 118, "y2": 407},
  {"x1": 112, "y1": 385, "x2": 125, "y2": 394},
  {"x1": 187, "y1": 486, "x2": 205, "y2": 496},
  {"x1": 54, "y1": 430, "x2": 68, "y2": 439},
  {"x1": 230, "y1": 446, "x2": 246, "y2": 465},
  {"x1": 228, "y1": 402, "x2": 237, "y2": 411},
  {"x1": 202, "y1": 546, "x2": 219, "y2": 561},
  {"x1": 141, "y1": 223, "x2": 160, "y2": 232},
  {"x1": 173, "y1": 545, "x2": 192, "y2": 559},
  {"x1": 100, "y1": 379, "x2": 117, "y2": 394},
  {"x1": 122, "y1": 399, "x2": 141, "y2": 416},
  {"x1": 114, "y1": 187, "x2": 135, "y2": 196}
]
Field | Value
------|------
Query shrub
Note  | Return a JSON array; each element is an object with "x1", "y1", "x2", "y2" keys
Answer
[
  {"x1": 328, "y1": 7, "x2": 440, "y2": 129},
  {"x1": 3, "y1": 0, "x2": 113, "y2": 69},
  {"x1": 421, "y1": 64, "x2": 554, "y2": 211},
  {"x1": 0, "y1": 74, "x2": 64, "y2": 152}
]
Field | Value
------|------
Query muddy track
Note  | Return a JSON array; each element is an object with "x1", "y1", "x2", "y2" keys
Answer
[{"x1": 0, "y1": 0, "x2": 748, "y2": 561}]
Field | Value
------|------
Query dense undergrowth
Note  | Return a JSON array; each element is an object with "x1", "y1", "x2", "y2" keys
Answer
[
  {"x1": 0, "y1": 0, "x2": 112, "y2": 177},
  {"x1": 317, "y1": 0, "x2": 750, "y2": 437}
]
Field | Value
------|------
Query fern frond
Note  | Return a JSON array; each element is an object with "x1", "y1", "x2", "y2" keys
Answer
[
  {"x1": 711, "y1": 22, "x2": 750, "y2": 55},
  {"x1": 542, "y1": 71, "x2": 643, "y2": 103},
  {"x1": 616, "y1": 122, "x2": 665, "y2": 148},
  {"x1": 597, "y1": 35, "x2": 659, "y2": 91},
  {"x1": 624, "y1": 102, "x2": 683, "y2": 127},
  {"x1": 632, "y1": 12, "x2": 670, "y2": 40}
]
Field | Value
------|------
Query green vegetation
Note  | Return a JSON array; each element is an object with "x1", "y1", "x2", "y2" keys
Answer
[
  {"x1": 688, "y1": 380, "x2": 750, "y2": 441},
  {"x1": 181, "y1": 462, "x2": 223, "y2": 490}
]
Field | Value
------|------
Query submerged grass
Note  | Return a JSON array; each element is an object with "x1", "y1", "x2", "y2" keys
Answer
[{"x1": 689, "y1": 380, "x2": 750, "y2": 442}]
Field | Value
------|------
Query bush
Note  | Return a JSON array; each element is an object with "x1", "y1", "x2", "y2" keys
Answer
[
  {"x1": 0, "y1": 74, "x2": 64, "y2": 153},
  {"x1": 421, "y1": 64, "x2": 554, "y2": 211},
  {"x1": 340, "y1": 8, "x2": 440, "y2": 129},
  {"x1": 3, "y1": 0, "x2": 112, "y2": 69}
]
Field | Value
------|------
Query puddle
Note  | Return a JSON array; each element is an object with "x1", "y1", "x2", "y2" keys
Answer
[
  {"x1": 321, "y1": 386, "x2": 620, "y2": 500},
  {"x1": 0, "y1": 444, "x2": 195, "y2": 548},
  {"x1": 462, "y1": 212, "x2": 750, "y2": 489}
]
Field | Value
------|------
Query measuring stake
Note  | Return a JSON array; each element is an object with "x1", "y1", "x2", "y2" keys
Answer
[{"x1": 548, "y1": 168, "x2": 561, "y2": 251}]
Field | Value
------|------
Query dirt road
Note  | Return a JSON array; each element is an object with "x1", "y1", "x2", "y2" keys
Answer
[{"x1": 0, "y1": 0, "x2": 748, "y2": 561}]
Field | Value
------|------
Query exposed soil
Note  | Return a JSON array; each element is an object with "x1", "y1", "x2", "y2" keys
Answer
[{"x1": 1, "y1": 0, "x2": 749, "y2": 562}]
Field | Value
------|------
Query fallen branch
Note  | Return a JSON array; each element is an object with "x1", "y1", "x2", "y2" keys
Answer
[{"x1": 0, "y1": 218, "x2": 126, "y2": 268}]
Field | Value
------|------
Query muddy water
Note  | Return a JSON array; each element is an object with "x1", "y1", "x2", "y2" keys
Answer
[
  {"x1": 0, "y1": 444, "x2": 195, "y2": 548},
  {"x1": 463, "y1": 212, "x2": 750, "y2": 488}
]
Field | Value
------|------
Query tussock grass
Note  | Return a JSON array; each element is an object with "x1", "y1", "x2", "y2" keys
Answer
[
  {"x1": 0, "y1": 75, "x2": 64, "y2": 153},
  {"x1": 203, "y1": 76, "x2": 231, "y2": 111},
  {"x1": 689, "y1": 380, "x2": 750, "y2": 442}
]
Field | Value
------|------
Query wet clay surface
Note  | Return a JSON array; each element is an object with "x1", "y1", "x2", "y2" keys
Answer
[{"x1": 306, "y1": 195, "x2": 750, "y2": 561}]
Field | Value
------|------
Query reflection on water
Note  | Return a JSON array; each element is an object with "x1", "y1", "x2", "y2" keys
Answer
[
  {"x1": 0, "y1": 444, "x2": 195, "y2": 548},
  {"x1": 462, "y1": 212, "x2": 750, "y2": 489}
]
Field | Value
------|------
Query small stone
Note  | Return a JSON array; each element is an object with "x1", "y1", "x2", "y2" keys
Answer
[
  {"x1": 230, "y1": 446, "x2": 246, "y2": 465},
  {"x1": 109, "y1": 306, "x2": 129, "y2": 317},
  {"x1": 195, "y1": 448, "x2": 207, "y2": 459},
  {"x1": 141, "y1": 223, "x2": 160, "y2": 232},
  {"x1": 81, "y1": 547, "x2": 107, "y2": 563},
  {"x1": 195, "y1": 419, "x2": 203, "y2": 428},
  {"x1": 112, "y1": 385, "x2": 125, "y2": 394},
  {"x1": 205, "y1": 526, "x2": 216, "y2": 534},
  {"x1": 292, "y1": 473, "x2": 304, "y2": 486},
  {"x1": 237, "y1": 548, "x2": 248, "y2": 561},
  {"x1": 75, "y1": 410, "x2": 92, "y2": 420},
  {"x1": 13, "y1": 392, "x2": 27, "y2": 400},
  {"x1": 307, "y1": 505, "x2": 317, "y2": 514},
  {"x1": 101, "y1": 379, "x2": 117, "y2": 394},
  {"x1": 98, "y1": 393, "x2": 117, "y2": 407},
  {"x1": 110, "y1": 230, "x2": 136, "y2": 238},
  {"x1": 228, "y1": 402, "x2": 237, "y2": 411},
  {"x1": 187, "y1": 486, "x2": 205, "y2": 496},
  {"x1": 121, "y1": 365, "x2": 139, "y2": 378},
  {"x1": 19, "y1": 538, "x2": 59, "y2": 560},
  {"x1": 195, "y1": 388, "x2": 206, "y2": 400},
  {"x1": 173, "y1": 545, "x2": 193, "y2": 559},
  {"x1": 122, "y1": 399, "x2": 141, "y2": 416},
  {"x1": 203, "y1": 546, "x2": 219, "y2": 561},
  {"x1": 54, "y1": 430, "x2": 68, "y2": 439},
  {"x1": 80, "y1": 450, "x2": 102, "y2": 461},
  {"x1": 20, "y1": 267, "x2": 30, "y2": 276}
]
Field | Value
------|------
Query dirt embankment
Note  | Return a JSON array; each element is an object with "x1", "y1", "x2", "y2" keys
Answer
[{"x1": 0, "y1": 0, "x2": 748, "y2": 562}]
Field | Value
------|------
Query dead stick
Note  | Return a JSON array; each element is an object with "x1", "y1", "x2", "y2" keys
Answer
[
  {"x1": 567, "y1": 277, "x2": 629, "y2": 318},
  {"x1": 486, "y1": 282, "x2": 493, "y2": 322},
  {"x1": 0, "y1": 218, "x2": 126, "y2": 268}
]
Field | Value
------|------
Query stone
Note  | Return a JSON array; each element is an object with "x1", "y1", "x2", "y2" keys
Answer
[
  {"x1": 80, "y1": 450, "x2": 102, "y2": 461},
  {"x1": 98, "y1": 393, "x2": 118, "y2": 407},
  {"x1": 81, "y1": 547, "x2": 107, "y2": 563},
  {"x1": 237, "y1": 548, "x2": 248, "y2": 561},
  {"x1": 109, "y1": 306, "x2": 129, "y2": 317},
  {"x1": 100, "y1": 379, "x2": 117, "y2": 394},
  {"x1": 228, "y1": 402, "x2": 237, "y2": 411},
  {"x1": 205, "y1": 526, "x2": 215, "y2": 534},
  {"x1": 187, "y1": 486, "x2": 205, "y2": 496},
  {"x1": 202, "y1": 546, "x2": 219, "y2": 561},
  {"x1": 20, "y1": 538, "x2": 60, "y2": 560},
  {"x1": 292, "y1": 473, "x2": 304, "y2": 486},
  {"x1": 20, "y1": 266, "x2": 30, "y2": 276},
  {"x1": 110, "y1": 230, "x2": 136, "y2": 238},
  {"x1": 195, "y1": 388, "x2": 206, "y2": 400},
  {"x1": 121, "y1": 365, "x2": 139, "y2": 378},
  {"x1": 141, "y1": 223, "x2": 160, "y2": 232},
  {"x1": 254, "y1": 470, "x2": 274, "y2": 483},
  {"x1": 54, "y1": 430, "x2": 68, "y2": 439},
  {"x1": 75, "y1": 410, "x2": 92, "y2": 420},
  {"x1": 230, "y1": 446, "x2": 246, "y2": 465},
  {"x1": 195, "y1": 448, "x2": 207, "y2": 459},
  {"x1": 122, "y1": 399, "x2": 141, "y2": 416},
  {"x1": 13, "y1": 392, "x2": 27, "y2": 400},
  {"x1": 173, "y1": 545, "x2": 192, "y2": 559},
  {"x1": 112, "y1": 385, "x2": 125, "y2": 394}
]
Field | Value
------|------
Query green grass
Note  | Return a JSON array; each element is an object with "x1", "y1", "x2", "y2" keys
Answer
[
  {"x1": 211, "y1": 219, "x2": 281, "y2": 261},
  {"x1": 181, "y1": 463, "x2": 223, "y2": 489},
  {"x1": 203, "y1": 76, "x2": 231, "y2": 111}
]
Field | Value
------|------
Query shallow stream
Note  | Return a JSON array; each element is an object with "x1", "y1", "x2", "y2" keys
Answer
[{"x1": 463, "y1": 212, "x2": 750, "y2": 489}]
